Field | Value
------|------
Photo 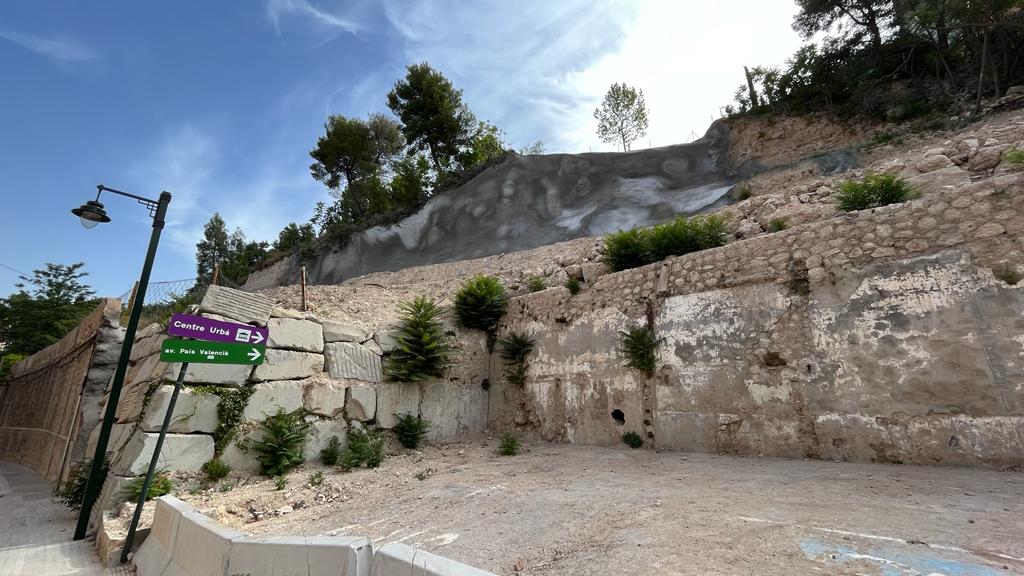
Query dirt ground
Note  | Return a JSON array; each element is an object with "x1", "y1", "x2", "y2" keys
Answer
[{"x1": 151, "y1": 440, "x2": 1024, "y2": 575}]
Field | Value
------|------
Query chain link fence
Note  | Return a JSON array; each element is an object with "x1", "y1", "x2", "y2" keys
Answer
[{"x1": 118, "y1": 268, "x2": 250, "y2": 327}]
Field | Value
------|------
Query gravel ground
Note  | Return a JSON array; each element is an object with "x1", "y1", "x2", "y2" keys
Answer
[{"x1": 156, "y1": 441, "x2": 1024, "y2": 575}]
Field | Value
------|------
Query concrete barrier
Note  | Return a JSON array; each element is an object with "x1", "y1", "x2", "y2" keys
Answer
[
  {"x1": 372, "y1": 543, "x2": 496, "y2": 576},
  {"x1": 134, "y1": 496, "x2": 493, "y2": 576}
]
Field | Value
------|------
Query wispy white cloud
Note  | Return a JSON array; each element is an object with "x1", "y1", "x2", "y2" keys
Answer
[
  {"x1": 380, "y1": 0, "x2": 804, "y2": 153},
  {"x1": 265, "y1": 0, "x2": 363, "y2": 36},
  {"x1": 0, "y1": 28, "x2": 96, "y2": 62}
]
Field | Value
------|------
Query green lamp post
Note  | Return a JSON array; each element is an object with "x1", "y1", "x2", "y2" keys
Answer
[{"x1": 71, "y1": 184, "x2": 172, "y2": 541}]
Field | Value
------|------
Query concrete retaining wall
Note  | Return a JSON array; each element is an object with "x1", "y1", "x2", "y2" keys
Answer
[
  {"x1": 134, "y1": 496, "x2": 492, "y2": 576},
  {"x1": 489, "y1": 158, "x2": 1024, "y2": 468}
]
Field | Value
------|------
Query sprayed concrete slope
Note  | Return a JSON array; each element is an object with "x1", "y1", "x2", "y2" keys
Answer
[{"x1": 249, "y1": 123, "x2": 737, "y2": 287}]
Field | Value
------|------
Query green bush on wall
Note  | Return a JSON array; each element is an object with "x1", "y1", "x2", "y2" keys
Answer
[
  {"x1": 454, "y1": 275, "x2": 508, "y2": 333},
  {"x1": 385, "y1": 296, "x2": 453, "y2": 382},
  {"x1": 618, "y1": 326, "x2": 663, "y2": 378},
  {"x1": 126, "y1": 471, "x2": 173, "y2": 501},
  {"x1": 499, "y1": 332, "x2": 535, "y2": 387},
  {"x1": 834, "y1": 172, "x2": 917, "y2": 212},
  {"x1": 339, "y1": 427, "x2": 386, "y2": 470},
  {"x1": 250, "y1": 408, "x2": 310, "y2": 477},
  {"x1": 602, "y1": 215, "x2": 727, "y2": 272}
]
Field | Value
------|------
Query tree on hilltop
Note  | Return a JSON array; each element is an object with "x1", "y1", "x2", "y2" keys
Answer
[
  {"x1": 387, "y1": 62, "x2": 477, "y2": 173},
  {"x1": 594, "y1": 83, "x2": 649, "y2": 152}
]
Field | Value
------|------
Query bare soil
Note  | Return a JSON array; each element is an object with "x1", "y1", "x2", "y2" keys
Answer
[{"x1": 163, "y1": 441, "x2": 1023, "y2": 575}]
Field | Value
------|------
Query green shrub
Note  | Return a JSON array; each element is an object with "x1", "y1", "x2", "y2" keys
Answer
[
  {"x1": 308, "y1": 471, "x2": 324, "y2": 488},
  {"x1": 454, "y1": 275, "x2": 508, "y2": 333},
  {"x1": 499, "y1": 332, "x2": 535, "y2": 387},
  {"x1": 340, "y1": 427, "x2": 387, "y2": 470},
  {"x1": 320, "y1": 435, "x2": 341, "y2": 465},
  {"x1": 415, "y1": 467, "x2": 436, "y2": 481},
  {"x1": 767, "y1": 218, "x2": 788, "y2": 233},
  {"x1": 384, "y1": 296, "x2": 453, "y2": 382},
  {"x1": 565, "y1": 277, "x2": 581, "y2": 295},
  {"x1": 0, "y1": 353, "x2": 24, "y2": 378},
  {"x1": 622, "y1": 431, "x2": 644, "y2": 449},
  {"x1": 202, "y1": 457, "x2": 230, "y2": 481},
  {"x1": 250, "y1": 408, "x2": 310, "y2": 477},
  {"x1": 834, "y1": 172, "x2": 916, "y2": 212},
  {"x1": 737, "y1": 184, "x2": 752, "y2": 200},
  {"x1": 273, "y1": 475, "x2": 288, "y2": 490},
  {"x1": 618, "y1": 326, "x2": 662, "y2": 378},
  {"x1": 602, "y1": 215, "x2": 727, "y2": 272},
  {"x1": 527, "y1": 275, "x2": 545, "y2": 292},
  {"x1": 219, "y1": 481, "x2": 234, "y2": 493},
  {"x1": 393, "y1": 413, "x2": 431, "y2": 449},
  {"x1": 647, "y1": 215, "x2": 727, "y2": 262},
  {"x1": 498, "y1": 433, "x2": 520, "y2": 456},
  {"x1": 126, "y1": 471, "x2": 173, "y2": 502},
  {"x1": 601, "y1": 227, "x2": 650, "y2": 271},
  {"x1": 58, "y1": 457, "x2": 106, "y2": 510},
  {"x1": 997, "y1": 265, "x2": 1022, "y2": 286},
  {"x1": 1004, "y1": 147, "x2": 1024, "y2": 165}
]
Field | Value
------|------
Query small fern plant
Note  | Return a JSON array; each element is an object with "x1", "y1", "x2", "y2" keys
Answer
[
  {"x1": 499, "y1": 332, "x2": 535, "y2": 387},
  {"x1": 498, "y1": 433, "x2": 520, "y2": 456},
  {"x1": 251, "y1": 408, "x2": 310, "y2": 477},
  {"x1": 385, "y1": 296, "x2": 454, "y2": 382},
  {"x1": 618, "y1": 326, "x2": 662, "y2": 378},
  {"x1": 393, "y1": 413, "x2": 431, "y2": 449},
  {"x1": 339, "y1": 427, "x2": 387, "y2": 470},
  {"x1": 320, "y1": 435, "x2": 341, "y2": 465},
  {"x1": 454, "y1": 275, "x2": 508, "y2": 333}
]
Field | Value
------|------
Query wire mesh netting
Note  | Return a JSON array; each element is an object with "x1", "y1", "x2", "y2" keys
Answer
[{"x1": 118, "y1": 271, "x2": 259, "y2": 327}]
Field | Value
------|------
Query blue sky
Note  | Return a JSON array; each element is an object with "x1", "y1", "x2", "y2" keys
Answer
[{"x1": 0, "y1": 1, "x2": 803, "y2": 297}]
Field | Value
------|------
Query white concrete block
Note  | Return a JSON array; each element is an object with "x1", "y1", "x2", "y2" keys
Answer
[
  {"x1": 372, "y1": 543, "x2": 496, "y2": 576},
  {"x1": 243, "y1": 381, "x2": 305, "y2": 421},
  {"x1": 374, "y1": 383, "x2": 420, "y2": 428},
  {"x1": 325, "y1": 342, "x2": 382, "y2": 382},
  {"x1": 227, "y1": 536, "x2": 372, "y2": 576},
  {"x1": 268, "y1": 317, "x2": 324, "y2": 353},
  {"x1": 252, "y1": 349, "x2": 324, "y2": 382},
  {"x1": 111, "y1": 432, "x2": 214, "y2": 476},
  {"x1": 345, "y1": 385, "x2": 377, "y2": 422},
  {"x1": 305, "y1": 380, "x2": 347, "y2": 417},
  {"x1": 140, "y1": 386, "x2": 220, "y2": 434}
]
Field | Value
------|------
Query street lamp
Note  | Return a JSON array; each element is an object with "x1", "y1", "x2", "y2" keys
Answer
[{"x1": 71, "y1": 184, "x2": 172, "y2": 542}]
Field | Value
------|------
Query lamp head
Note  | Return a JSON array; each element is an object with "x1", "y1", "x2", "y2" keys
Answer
[{"x1": 72, "y1": 200, "x2": 111, "y2": 229}]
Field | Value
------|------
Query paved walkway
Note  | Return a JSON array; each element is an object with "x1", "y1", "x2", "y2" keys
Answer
[{"x1": 0, "y1": 461, "x2": 125, "y2": 576}]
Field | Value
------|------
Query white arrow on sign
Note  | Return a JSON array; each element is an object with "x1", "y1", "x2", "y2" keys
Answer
[
  {"x1": 248, "y1": 348, "x2": 262, "y2": 362},
  {"x1": 250, "y1": 331, "x2": 265, "y2": 344}
]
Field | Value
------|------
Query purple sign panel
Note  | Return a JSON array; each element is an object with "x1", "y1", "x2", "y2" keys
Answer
[{"x1": 167, "y1": 313, "x2": 268, "y2": 345}]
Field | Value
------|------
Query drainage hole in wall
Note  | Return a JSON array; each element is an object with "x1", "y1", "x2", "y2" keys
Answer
[{"x1": 611, "y1": 409, "x2": 625, "y2": 425}]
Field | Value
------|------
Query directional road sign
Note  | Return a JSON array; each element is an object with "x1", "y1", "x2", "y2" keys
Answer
[
  {"x1": 160, "y1": 338, "x2": 265, "y2": 365},
  {"x1": 167, "y1": 313, "x2": 268, "y2": 345}
]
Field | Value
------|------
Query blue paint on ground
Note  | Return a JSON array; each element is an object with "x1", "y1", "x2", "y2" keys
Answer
[{"x1": 800, "y1": 538, "x2": 1001, "y2": 576}]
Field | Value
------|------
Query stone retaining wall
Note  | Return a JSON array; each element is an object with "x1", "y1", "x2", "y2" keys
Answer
[
  {"x1": 489, "y1": 168, "x2": 1024, "y2": 467},
  {"x1": 91, "y1": 285, "x2": 490, "y2": 526},
  {"x1": 134, "y1": 496, "x2": 494, "y2": 576}
]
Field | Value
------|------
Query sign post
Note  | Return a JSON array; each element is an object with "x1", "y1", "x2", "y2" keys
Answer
[{"x1": 120, "y1": 315, "x2": 266, "y2": 563}]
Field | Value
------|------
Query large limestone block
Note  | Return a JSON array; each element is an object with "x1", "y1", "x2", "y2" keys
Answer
[
  {"x1": 252, "y1": 349, "x2": 324, "y2": 382},
  {"x1": 421, "y1": 380, "x2": 488, "y2": 440},
  {"x1": 325, "y1": 342, "x2": 382, "y2": 382},
  {"x1": 906, "y1": 165, "x2": 970, "y2": 191},
  {"x1": 345, "y1": 385, "x2": 376, "y2": 421},
  {"x1": 323, "y1": 321, "x2": 368, "y2": 343},
  {"x1": 130, "y1": 332, "x2": 165, "y2": 363},
  {"x1": 305, "y1": 381, "x2": 347, "y2": 417},
  {"x1": 243, "y1": 381, "x2": 305, "y2": 421},
  {"x1": 220, "y1": 433, "x2": 260, "y2": 474},
  {"x1": 86, "y1": 423, "x2": 134, "y2": 458},
  {"x1": 199, "y1": 285, "x2": 273, "y2": 327},
  {"x1": 110, "y1": 432, "x2": 214, "y2": 475},
  {"x1": 374, "y1": 329, "x2": 401, "y2": 353},
  {"x1": 140, "y1": 386, "x2": 220, "y2": 433},
  {"x1": 375, "y1": 383, "x2": 421, "y2": 428},
  {"x1": 268, "y1": 318, "x2": 324, "y2": 353},
  {"x1": 163, "y1": 362, "x2": 253, "y2": 387},
  {"x1": 303, "y1": 419, "x2": 348, "y2": 463}
]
